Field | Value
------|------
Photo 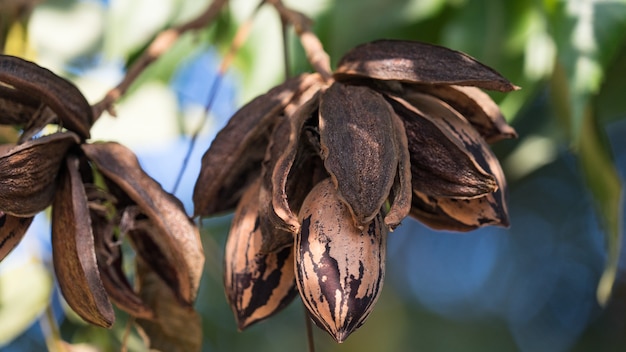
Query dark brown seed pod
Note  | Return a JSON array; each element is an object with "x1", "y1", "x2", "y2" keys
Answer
[
  {"x1": 52, "y1": 155, "x2": 114, "y2": 328},
  {"x1": 0, "y1": 132, "x2": 80, "y2": 217},
  {"x1": 82, "y1": 142, "x2": 204, "y2": 304},
  {"x1": 334, "y1": 39, "x2": 518, "y2": 92},
  {"x1": 319, "y1": 82, "x2": 401, "y2": 228},
  {"x1": 193, "y1": 73, "x2": 322, "y2": 217},
  {"x1": 0, "y1": 213, "x2": 33, "y2": 262},
  {"x1": 296, "y1": 179, "x2": 387, "y2": 343},
  {"x1": 0, "y1": 55, "x2": 94, "y2": 139},
  {"x1": 224, "y1": 178, "x2": 297, "y2": 330}
]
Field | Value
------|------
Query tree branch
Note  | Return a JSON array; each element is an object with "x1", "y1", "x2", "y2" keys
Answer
[{"x1": 92, "y1": 0, "x2": 228, "y2": 120}]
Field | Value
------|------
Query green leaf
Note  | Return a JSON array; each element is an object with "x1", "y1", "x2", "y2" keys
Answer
[
  {"x1": 549, "y1": 0, "x2": 626, "y2": 140},
  {"x1": 548, "y1": 0, "x2": 626, "y2": 306},
  {"x1": 578, "y1": 108, "x2": 623, "y2": 306},
  {"x1": 0, "y1": 259, "x2": 53, "y2": 345}
]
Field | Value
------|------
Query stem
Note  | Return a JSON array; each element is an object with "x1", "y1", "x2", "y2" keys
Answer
[
  {"x1": 91, "y1": 0, "x2": 228, "y2": 120},
  {"x1": 303, "y1": 303, "x2": 316, "y2": 352},
  {"x1": 281, "y1": 16, "x2": 291, "y2": 79},
  {"x1": 121, "y1": 315, "x2": 135, "y2": 352},
  {"x1": 40, "y1": 304, "x2": 67, "y2": 352},
  {"x1": 268, "y1": 0, "x2": 332, "y2": 82}
]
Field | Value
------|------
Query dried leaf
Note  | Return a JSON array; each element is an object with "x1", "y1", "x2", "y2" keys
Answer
[
  {"x1": 224, "y1": 178, "x2": 297, "y2": 330},
  {"x1": 296, "y1": 179, "x2": 387, "y2": 343},
  {"x1": 90, "y1": 206, "x2": 153, "y2": 319},
  {"x1": 0, "y1": 55, "x2": 93, "y2": 138},
  {"x1": 82, "y1": 142, "x2": 204, "y2": 304},
  {"x1": 319, "y1": 83, "x2": 398, "y2": 227},
  {"x1": 404, "y1": 84, "x2": 517, "y2": 143},
  {"x1": 0, "y1": 213, "x2": 33, "y2": 262},
  {"x1": 135, "y1": 258, "x2": 202, "y2": 352},
  {"x1": 193, "y1": 73, "x2": 322, "y2": 217},
  {"x1": 52, "y1": 155, "x2": 114, "y2": 328},
  {"x1": 387, "y1": 95, "x2": 498, "y2": 198},
  {"x1": 334, "y1": 40, "x2": 518, "y2": 92},
  {"x1": 0, "y1": 132, "x2": 80, "y2": 217}
]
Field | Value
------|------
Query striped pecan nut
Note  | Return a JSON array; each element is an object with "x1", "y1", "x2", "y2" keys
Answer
[{"x1": 296, "y1": 178, "x2": 387, "y2": 343}]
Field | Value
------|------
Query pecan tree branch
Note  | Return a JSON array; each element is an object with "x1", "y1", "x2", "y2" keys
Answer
[
  {"x1": 92, "y1": 0, "x2": 228, "y2": 120},
  {"x1": 268, "y1": 0, "x2": 333, "y2": 82}
]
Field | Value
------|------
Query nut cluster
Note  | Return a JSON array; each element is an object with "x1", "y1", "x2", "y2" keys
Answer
[
  {"x1": 0, "y1": 56, "x2": 204, "y2": 334},
  {"x1": 193, "y1": 39, "x2": 518, "y2": 342}
]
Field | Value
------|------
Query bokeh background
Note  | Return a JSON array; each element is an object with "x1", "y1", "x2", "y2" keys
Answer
[{"x1": 1, "y1": 0, "x2": 626, "y2": 351}]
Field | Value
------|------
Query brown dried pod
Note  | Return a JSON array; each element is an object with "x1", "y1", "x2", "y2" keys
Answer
[
  {"x1": 135, "y1": 257, "x2": 203, "y2": 352},
  {"x1": 334, "y1": 39, "x2": 518, "y2": 92},
  {"x1": 90, "y1": 205, "x2": 154, "y2": 319},
  {"x1": 401, "y1": 84, "x2": 517, "y2": 143},
  {"x1": 82, "y1": 142, "x2": 204, "y2": 304},
  {"x1": 272, "y1": 89, "x2": 322, "y2": 234},
  {"x1": 386, "y1": 95, "x2": 497, "y2": 198},
  {"x1": 0, "y1": 213, "x2": 33, "y2": 262},
  {"x1": 0, "y1": 132, "x2": 80, "y2": 217},
  {"x1": 260, "y1": 88, "x2": 326, "y2": 252},
  {"x1": 193, "y1": 73, "x2": 322, "y2": 217},
  {"x1": 296, "y1": 178, "x2": 387, "y2": 343},
  {"x1": 400, "y1": 92, "x2": 509, "y2": 229},
  {"x1": 52, "y1": 155, "x2": 114, "y2": 328},
  {"x1": 224, "y1": 178, "x2": 297, "y2": 330},
  {"x1": 0, "y1": 55, "x2": 94, "y2": 138},
  {"x1": 319, "y1": 82, "x2": 410, "y2": 228},
  {"x1": 0, "y1": 84, "x2": 40, "y2": 125}
]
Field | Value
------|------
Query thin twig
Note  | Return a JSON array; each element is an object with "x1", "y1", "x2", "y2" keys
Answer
[
  {"x1": 121, "y1": 315, "x2": 135, "y2": 352},
  {"x1": 303, "y1": 302, "x2": 316, "y2": 352},
  {"x1": 40, "y1": 303, "x2": 68, "y2": 352},
  {"x1": 91, "y1": 0, "x2": 228, "y2": 120},
  {"x1": 281, "y1": 16, "x2": 291, "y2": 78},
  {"x1": 268, "y1": 0, "x2": 332, "y2": 82},
  {"x1": 171, "y1": 1, "x2": 262, "y2": 194}
]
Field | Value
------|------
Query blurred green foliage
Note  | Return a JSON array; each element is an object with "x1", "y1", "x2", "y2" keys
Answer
[{"x1": 2, "y1": 0, "x2": 626, "y2": 351}]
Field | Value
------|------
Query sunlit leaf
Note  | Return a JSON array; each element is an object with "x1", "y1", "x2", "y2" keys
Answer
[
  {"x1": 0, "y1": 55, "x2": 94, "y2": 139},
  {"x1": 0, "y1": 259, "x2": 53, "y2": 345},
  {"x1": 549, "y1": 0, "x2": 626, "y2": 305}
]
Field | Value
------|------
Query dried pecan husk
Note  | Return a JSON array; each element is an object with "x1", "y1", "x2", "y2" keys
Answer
[
  {"x1": 52, "y1": 155, "x2": 114, "y2": 328},
  {"x1": 400, "y1": 93, "x2": 510, "y2": 229},
  {"x1": 272, "y1": 89, "x2": 322, "y2": 234},
  {"x1": 90, "y1": 203, "x2": 154, "y2": 319},
  {"x1": 260, "y1": 90, "x2": 326, "y2": 252},
  {"x1": 401, "y1": 84, "x2": 517, "y2": 143},
  {"x1": 319, "y1": 82, "x2": 409, "y2": 228},
  {"x1": 0, "y1": 132, "x2": 80, "y2": 217},
  {"x1": 224, "y1": 178, "x2": 297, "y2": 330},
  {"x1": 333, "y1": 39, "x2": 518, "y2": 92},
  {"x1": 0, "y1": 84, "x2": 40, "y2": 125},
  {"x1": 296, "y1": 179, "x2": 387, "y2": 343},
  {"x1": 135, "y1": 257, "x2": 203, "y2": 352},
  {"x1": 0, "y1": 213, "x2": 33, "y2": 262},
  {"x1": 386, "y1": 96, "x2": 497, "y2": 198},
  {"x1": 193, "y1": 73, "x2": 322, "y2": 217},
  {"x1": 0, "y1": 55, "x2": 94, "y2": 139},
  {"x1": 82, "y1": 142, "x2": 204, "y2": 304}
]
